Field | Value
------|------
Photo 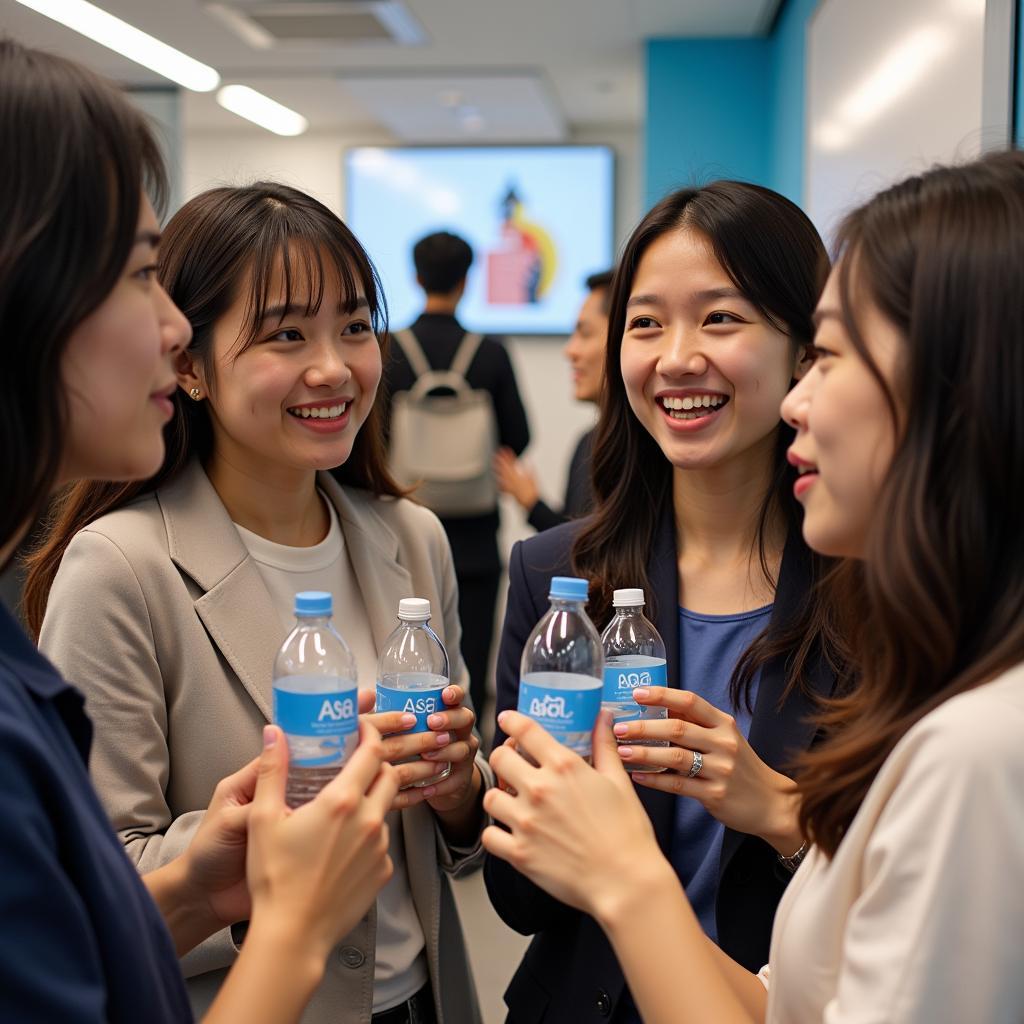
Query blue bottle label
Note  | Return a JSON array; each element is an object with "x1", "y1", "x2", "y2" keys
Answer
[
  {"x1": 376, "y1": 682, "x2": 447, "y2": 733},
  {"x1": 602, "y1": 657, "x2": 667, "y2": 704},
  {"x1": 273, "y1": 686, "x2": 358, "y2": 767},
  {"x1": 518, "y1": 674, "x2": 602, "y2": 738}
]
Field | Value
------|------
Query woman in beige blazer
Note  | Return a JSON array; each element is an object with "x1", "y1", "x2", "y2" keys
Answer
[
  {"x1": 28, "y1": 182, "x2": 489, "y2": 1024},
  {"x1": 479, "y1": 152, "x2": 1024, "y2": 1022}
]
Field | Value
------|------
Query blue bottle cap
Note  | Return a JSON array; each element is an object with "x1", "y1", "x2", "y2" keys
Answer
[
  {"x1": 548, "y1": 576, "x2": 589, "y2": 601},
  {"x1": 294, "y1": 591, "x2": 332, "y2": 616}
]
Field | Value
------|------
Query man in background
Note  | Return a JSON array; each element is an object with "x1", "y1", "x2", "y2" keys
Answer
[
  {"x1": 494, "y1": 269, "x2": 612, "y2": 531},
  {"x1": 384, "y1": 230, "x2": 530, "y2": 720}
]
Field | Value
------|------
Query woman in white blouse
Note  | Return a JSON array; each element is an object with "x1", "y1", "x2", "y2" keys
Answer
[{"x1": 480, "y1": 150, "x2": 1024, "y2": 1023}]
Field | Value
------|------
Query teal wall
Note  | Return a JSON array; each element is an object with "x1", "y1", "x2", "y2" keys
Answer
[
  {"x1": 645, "y1": 0, "x2": 821, "y2": 206},
  {"x1": 645, "y1": 38, "x2": 772, "y2": 207}
]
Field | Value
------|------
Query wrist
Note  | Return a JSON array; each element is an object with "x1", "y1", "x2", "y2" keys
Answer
[
  {"x1": 592, "y1": 856, "x2": 678, "y2": 933},
  {"x1": 146, "y1": 855, "x2": 223, "y2": 956},
  {"x1": 246, "y1": 910, "x2": 330, "y2": 989},
  {"x1": 757, "y1": 776, "x2": 804, "y2": 857}
]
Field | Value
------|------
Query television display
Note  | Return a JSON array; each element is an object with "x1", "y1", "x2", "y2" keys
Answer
[{"x1": 344, "y1": 145, "x2": 614, "y2": 335}]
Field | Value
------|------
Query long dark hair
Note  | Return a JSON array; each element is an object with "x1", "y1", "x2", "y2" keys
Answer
[
  {"x1": 24, "y1": 182, "x2": 403, "y2": 636},
  {"x1": 572, "y1": 181, "x2": 842, "y2": 706},
  {"x1": 798, "y1": 150, "x2": 1024, "y2": 856},
  {"x1": 0, "y1": 39, "x2": 166, "y2": 562}
]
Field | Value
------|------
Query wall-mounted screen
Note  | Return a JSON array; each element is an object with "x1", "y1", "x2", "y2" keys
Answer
[{"x1": 345, "y1": 145, "x2": 614, "y2": 335}]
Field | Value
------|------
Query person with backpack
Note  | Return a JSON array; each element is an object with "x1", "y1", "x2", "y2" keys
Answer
[{"x1": 385, "y1": 231, "x2": 530, "y2": 721}]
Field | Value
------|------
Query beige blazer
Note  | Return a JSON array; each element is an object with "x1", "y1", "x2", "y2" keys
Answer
[{"x1": 40, "y1": 460, "x2": 489, "y2": 1024}]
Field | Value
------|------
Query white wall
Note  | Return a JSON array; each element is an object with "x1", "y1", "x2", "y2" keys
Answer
[
  {"x1": 805, "y1": 0, "x2": 988, "y2": 241},
  {"x1": 181, "y1": 124, "x2": 641, "y2": 554}
]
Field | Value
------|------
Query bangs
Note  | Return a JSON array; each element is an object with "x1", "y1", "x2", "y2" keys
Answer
[{"x1": 234, "y1": 210, "x2": 385, "y2": 355}]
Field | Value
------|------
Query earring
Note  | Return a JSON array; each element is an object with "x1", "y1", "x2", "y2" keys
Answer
[{"x1": 189, "y1": 387, "x2": 202, "y2": 401}]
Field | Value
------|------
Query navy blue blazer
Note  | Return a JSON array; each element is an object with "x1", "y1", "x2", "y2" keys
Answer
[
  {"x1": 485, "y1": 502, "x2": 835, "y2": 1022},
  {"x1": 0, "y1": 606, "x2": 191, "y2": 1022}
]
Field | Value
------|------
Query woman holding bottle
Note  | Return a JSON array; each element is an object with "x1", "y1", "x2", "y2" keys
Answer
[
  {"x1": 486, "y1": 181, "x2": 845, "y2": 1022},
  {"x1": 484, "y1": 149, "x2": 1024, "y2": 1023},
  {"x1": 0, "y1": 39, "x2": 398, "y2": 1023},
  {"x1": 26, "y1": 182, "x2": 489, "y2": 1024}
]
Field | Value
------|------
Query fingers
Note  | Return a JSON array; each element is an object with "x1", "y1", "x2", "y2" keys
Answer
[
  {"x1": 489, "y1": 738, "x2": 537, "y2": 793},
  {"x1": 632, "y1": 770, "x2": 707, "y2": 800},
  {"x1": 482, "y1": 786, "x2": 520, "y2": 829},
  {"x1": 357, "y1": 689, "x2": 376, "y2": 715},
  {"x1": 614, "y1": 714, "x2": 714, "y2": 750},
  {"x1": 426, "y1": 707, "x2": 475, "y2": 735},
  {"x1": 323, "y1": 720, "x2": 387, "y2": 799},
  {"x1": 365, "y1": 762, "x2": 400, "y2": 817},
  {"x1": 441, "y1": 684, "x2": 466, "y2": 707},
  {"x1": 481, "y1": 823, "x2": 519, "y2": 863},
  {"x1": 497, "y1": 710, "x2": 563, "y2": 765},
  {"x1": 591, "y1": 711, "x2": 628, "y2": 779},
  {"x1": 632, "y1": 687, "x2": 725, "y2": 728},
  {"x1": 423, "y1": 739, "x2": 475, "y2": 764},
  {"x1": 251, "y1": 725, "x2": 288, "y2": 821},
  {"x1": 383, "y1": 728, "x2": 452, "y2": 763},
  {"x1": 362, "y1": 710, "x2": 417, "y2": 736},
  {"x1": 210, "y1": 754, "x2": 261, "y2": 810}
]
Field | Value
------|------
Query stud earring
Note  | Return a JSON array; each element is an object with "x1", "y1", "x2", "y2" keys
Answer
[{"x1": 189, "y1": 387, "x2": 202, "y2": 401}]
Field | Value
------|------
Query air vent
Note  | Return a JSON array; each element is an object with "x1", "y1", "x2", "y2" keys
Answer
[{"x1": 205, "y1": 1, "x2": 426, "y2": 49}]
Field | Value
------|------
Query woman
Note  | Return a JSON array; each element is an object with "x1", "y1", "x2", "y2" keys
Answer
[
  {"x1": 485, "y1": 181, "x2": 845, "y2": 1020},
  {"x1": 26, "y1": 183, "x2": 490, "y2": 1023},
  {"x1": 0, "y1": 39, "x2": 398, "y2": 1023},
  {"x1": 484, "y1": 150, "x2": 1024, "y2": 1022}
]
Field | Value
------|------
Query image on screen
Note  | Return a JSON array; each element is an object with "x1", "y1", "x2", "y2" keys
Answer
[{"x1": 345, "y1": 145, "x2": 614, "y2": 335}]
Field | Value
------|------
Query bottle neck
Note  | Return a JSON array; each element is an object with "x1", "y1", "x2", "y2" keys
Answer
[
  {"x1": 295, "y1": 614, "x2": 331, "y2": 626},
  {"x1": 549, "y1": 597, "x2": 586, "y2": 612},
  {"x1": 613, "y1": 605, "x2": 643, "y2": 617}
]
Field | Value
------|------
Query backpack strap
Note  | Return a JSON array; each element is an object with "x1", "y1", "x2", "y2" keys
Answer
[
  {"x1": 449, "y1": 332, "x2": 485, "y2": 381},
  {"x1": 392, "y1": 328, "x2": 432, "y2": 379}
]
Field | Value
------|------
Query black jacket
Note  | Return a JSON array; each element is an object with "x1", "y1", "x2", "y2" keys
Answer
[
  {"x1": 526, "y1": 428, "x2": 595, "y2": 533},
  {"x1": 485, "y1": 502, "x2": 835, "y2": 1022},
  {"x1": 384, "y1": 312, "x2": 530, "y2": 574}
]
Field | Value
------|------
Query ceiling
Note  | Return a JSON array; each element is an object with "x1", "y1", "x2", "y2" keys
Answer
[{"x1": 0, "y1": 0, "x2": 781, "y2": 139}]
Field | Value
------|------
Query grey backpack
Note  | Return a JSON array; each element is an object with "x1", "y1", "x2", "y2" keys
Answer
[{"x1": 388, "y1": 328, "x2": 498, "y2": 517}]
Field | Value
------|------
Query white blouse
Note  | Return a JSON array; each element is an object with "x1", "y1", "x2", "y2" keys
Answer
[{"x1": 762, "y1": 662, "x2": 1024, "y2": 1023}]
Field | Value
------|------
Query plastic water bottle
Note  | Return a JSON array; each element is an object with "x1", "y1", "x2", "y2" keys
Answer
[
  {"x1": 273, "y1": 591, "x2": 359, "y2": 808},
  {"x1": 376, "y1": 598, "x2": 452, "y2": 790},
  {"x1": 601, "y1": 588, "x2": 669, "y2": 773},
  {"x1": 518, "y1": 576, "x2": 604, "y2": 761}
]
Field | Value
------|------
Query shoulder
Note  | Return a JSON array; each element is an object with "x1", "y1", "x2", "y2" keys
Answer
[
  {"x1": 331, "y1": 485, "x2": 449, "y2": 557},
  {"x1": 897, "y1": 664, "x2": 1024, "y2": 773},
  {"x1": 57, "y1": 494, "x2": 169, "y2": 582},
  {"x1": 512, "y1": 519, "x2": 585, "y2": 589}
]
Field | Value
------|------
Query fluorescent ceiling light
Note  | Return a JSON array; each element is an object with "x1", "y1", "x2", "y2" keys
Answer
[
  {"x1": 14, "y1": 0, "x2": 220, "y2": 92},
  {"x1": 216, "y1": 85, "x2": 309, "y2": 136}
]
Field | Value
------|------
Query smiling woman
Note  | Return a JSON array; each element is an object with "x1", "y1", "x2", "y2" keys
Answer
[
  {"x1": 486, "y1": 180, "x2": 849, "y2": 1024},
  {"x1": 24, "y1": 182, "x2": 491, "y2": 1024}
]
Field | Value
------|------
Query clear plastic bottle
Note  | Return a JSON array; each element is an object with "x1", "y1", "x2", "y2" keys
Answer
[
  {"x1": 273, "y1": 590, "x2": 359, "y2": 808},
  {"x1": 518, "y1": 576, "x2": 604, "y2": 761},
  {"x1": 601, "y1": 588, "x2": 669, "y2": 773},
  {"x1": 376, "y1": 598, "x2": 452, "y2": 789}
]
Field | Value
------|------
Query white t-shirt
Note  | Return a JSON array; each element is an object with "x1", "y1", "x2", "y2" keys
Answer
[
  {"x1": 761, "y1": 662, "x2": 1024, "y2": 1023},
  {"x1": 234, "y1": 494, "x2": 429, "y2": 1012}
]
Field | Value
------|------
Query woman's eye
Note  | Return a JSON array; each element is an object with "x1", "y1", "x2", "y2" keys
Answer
[
  {"x1": 808, "y1": 344, "x2": 834, "y2": 362},
  {"x1": 269, "y1": 328, "x2": 304, "y2": 343},
  {"x1": 343, "y1": 320, "x2": 372, "y2": 336},
  {"x1": 629, "y1": 316, "x2": 659, "y2": 330},
  {"x1": 705, "y1": 311, "x2": 742, "y2": 326},
  {"x1": 134, "y1": 264, "x2": 159, "y2": 283}
]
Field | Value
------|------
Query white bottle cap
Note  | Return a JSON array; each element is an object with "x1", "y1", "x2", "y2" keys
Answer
[
  {"x1": 613, "y1": 588, "x2": 645, "y2": 608},
  {"x1": 398, "y1": 597, "x2": 431, "y2": 622}
]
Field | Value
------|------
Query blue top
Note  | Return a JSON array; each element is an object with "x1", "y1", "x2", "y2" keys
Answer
[
  {"x1": 0, "y1": 605, "x2": 192, "y2": 1022},
  {"x1": 295, "y1": 590, "x2": 332, "y2": 616},
  {"x1": 620, "y1": 603, "x2": 772, "y2": 1024},
  {"x1": 669, "y1": 604, "x2": 771, "y2": 941}
]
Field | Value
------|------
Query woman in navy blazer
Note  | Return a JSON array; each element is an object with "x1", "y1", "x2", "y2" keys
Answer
[
  {"x1": 486, "y1": 183, "x2": 843, "y2": 1022},
  {"x1": 0, "y1": 41, "x2": 397, "y2": 1022}
]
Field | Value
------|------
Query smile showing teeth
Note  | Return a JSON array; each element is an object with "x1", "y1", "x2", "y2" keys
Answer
[
  {"x1": 288, "y1": 402, "x2": 349, "y2": 420},
  {"x1": 658, "y1": 394, "x2": 728, "y2": 419}
]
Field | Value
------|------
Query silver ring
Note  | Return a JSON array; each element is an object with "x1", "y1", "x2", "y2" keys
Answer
[{"x1": 686, "y1": 750, "x2": 703, "y2": 778}]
